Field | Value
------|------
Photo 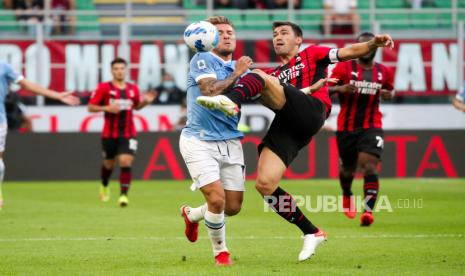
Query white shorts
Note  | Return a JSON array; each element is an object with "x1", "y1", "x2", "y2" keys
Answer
[
  {"x1": 179, "y1": 134, "x2": 245, "y2": 191},
  {"x1": 0, "y1": 123, "x2": 7, "y2": 152}
]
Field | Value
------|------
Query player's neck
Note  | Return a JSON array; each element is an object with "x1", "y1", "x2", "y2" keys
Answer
[
  {"x1": 112, "y1": 79, "x2": 126, "y2": 89},
  {"x1": 212, "y1": 50, "x2": 232, "y2": 62},
  {"x1": 279, "y1": 49, "x2": 299, "y2": 65},
  {"x1": 357, "y1": 59, "x2": 374, "y2": 69}
]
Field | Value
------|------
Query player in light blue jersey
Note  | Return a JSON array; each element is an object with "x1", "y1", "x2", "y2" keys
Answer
[
  {"x1": 0, "y1": 60, "x2": 80, "y2": 209},
  {"x1": 179, "y1": 16, "x2": 253, "y2": 266},
  {"x1": 452, "y1": 83, "x2": 465, "y2": 113}
]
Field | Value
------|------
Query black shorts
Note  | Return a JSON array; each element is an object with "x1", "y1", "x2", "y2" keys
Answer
[
  {"x1": 258, "y1": 84, "x2": 326, "y2": 167},
  {"x1": 336, "y1": 128, "x2": 384, "y2": 168},
  {"x1": 101, "y1": 137, "x2": 138, "y2": 160}
]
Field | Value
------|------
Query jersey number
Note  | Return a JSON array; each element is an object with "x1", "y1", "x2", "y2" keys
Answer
[
  {"x1": 129, "y1": 139, "x2": 138, "y2": 151},
  {"x1": 376, "y1": 136, "x2": 384, "y2": 148}
]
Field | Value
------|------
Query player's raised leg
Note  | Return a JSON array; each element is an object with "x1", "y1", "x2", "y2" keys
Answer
[
  {"x1": 99, "y1": 158, "x2": 114, "y2": 202},
  {"x1": 358, "y1": 152, "x2": 380, "y2": 226},
  {"x1": 256, "y1": 147, "x2": 326, "y2": 261},
  {"x1": 117, "y1": 153, "x2": 134, "y2": 207}
]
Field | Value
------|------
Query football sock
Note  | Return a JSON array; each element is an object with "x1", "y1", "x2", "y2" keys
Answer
[
  {"x1": 204, "y1": 210, "x2": 228, "y2": 255},
  {"x1": 363, "y1": 174, "x2": 379, "y2": 212},
  {"x1": 119, "y1": 167, "x2": 132, "y2": 195},
  {"x1": 101, "y1": 165, "x2": 112, "y2": 187},
  {"x1": 266, "y1": 187, "x2": 319, "y2": 235},
  {"x1": 225, "y1": 73, "x2": 265, "y2": 104},
  {"x1": 0, "y1": 159, "x2": 4, "y2": 197},
  {"x1": 339, "y1": 172, "x2": 354, "y2": 196},
  {"x1": 188, "y1": 203, "x2": 207, "y2": 222}
]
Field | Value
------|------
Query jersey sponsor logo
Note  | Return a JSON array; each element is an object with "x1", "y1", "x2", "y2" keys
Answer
[
  {"x1": 349, "y1": 79, "x2": 382, "y2": 95},
  {"x1": 277, "y1": 63, "x2": 305, "y2": 83},
  {"x1": 109, "y1": 98, "x2": 134, "y2": 110}
]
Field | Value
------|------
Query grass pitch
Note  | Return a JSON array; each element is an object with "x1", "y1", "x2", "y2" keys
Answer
[{"x1": 0, "y1": 179, "x2": 464, "y2": 275}]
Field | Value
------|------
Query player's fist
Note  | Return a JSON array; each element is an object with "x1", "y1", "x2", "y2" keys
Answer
[
  {"x1": 144, "y1": 90, "x2": 158, "y2": 103},
  {"x1": 340, "y1": 84, "x2": 358, "y2": 94},
  {"x1": 372, "y1": 34, "x2": 394, "y2": 49},
  {"x1": 105, "y1": 104, "x2": 121, "y2": 114},
  {"x1": 234, "y1": 56, "x2": 253, "y2": 76},
  {"x1": 380, "y1": 89, "x2": 394, "y2": 100}
]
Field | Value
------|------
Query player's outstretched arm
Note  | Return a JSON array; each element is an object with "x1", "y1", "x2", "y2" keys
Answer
[
  {"x1": 18, "y1": 78, "x2": 80, "y2": 106},
  {"x1": 337, "y1": 34, "x2": 394, "y2": 62},
  {"x1": 198, "y1": 56, "x2": 253, "y2": 96}
]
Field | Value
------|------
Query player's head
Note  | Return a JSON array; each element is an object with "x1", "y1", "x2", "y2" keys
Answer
[
  {"x1": 272, "y1": 21, "x2": 303, "y2": 57},
  {"x1": 206, "y1": 16, "x2": 236, "y2": 57},
  {"x1": 111, "y1": 57, "x2": 128, "y2": 81},
  {"x1": 357, "y1": 32, "x2": 377, "y2": 62}
]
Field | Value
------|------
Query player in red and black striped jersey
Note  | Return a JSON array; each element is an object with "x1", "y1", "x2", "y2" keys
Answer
[
  {"x1": 197, "y1": 22, "x2": 395, "y2": 261},
  {"x1": 88, "y1": 57, "x2": 156, "y2": 207},
  {"x1": 329, "y1": 32, "x2": 395, "y2": 226}
]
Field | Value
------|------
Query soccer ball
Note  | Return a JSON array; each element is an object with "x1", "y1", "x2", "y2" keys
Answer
[{"x1": 183, "y1": 21, "x2": 219, "y2": 52}]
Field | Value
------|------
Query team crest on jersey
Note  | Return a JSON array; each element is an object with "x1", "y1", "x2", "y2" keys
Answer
[
  {"x1": 378, "y1": 72, "x2": 383, "y2": 81},
  {"x1": 109, "y1": 90, "x2": 117, "y2": 96},
  {"x1": 129, "y1": 89, "x2": 134, "y2": 98}
]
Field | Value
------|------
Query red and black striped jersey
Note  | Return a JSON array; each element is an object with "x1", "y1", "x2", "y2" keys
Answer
[
  {"x1": 330, "y1": 60, "x2": 394, "y2": 132},
  {"x1": 89, "y1": 81, "x2": 141, "y2": 139},
  {"x1": 266, "y1": 45, "x2": 340, "y2": 115}
]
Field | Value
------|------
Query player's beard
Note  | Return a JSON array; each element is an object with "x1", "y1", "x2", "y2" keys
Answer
[{"x1": 217, "y1": 48, "x2": 233, "y2": 57}]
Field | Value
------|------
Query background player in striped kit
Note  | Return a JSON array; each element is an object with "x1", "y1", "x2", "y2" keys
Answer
[
  {"x1": 88, "y1": 57, "x2": 156, "y2": 207},
  {"x1": 329, "y1": 32, "x2": 395, "y2": 226}
]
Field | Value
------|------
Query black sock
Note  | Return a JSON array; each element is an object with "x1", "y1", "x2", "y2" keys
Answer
[
  {"x1": 363, "y1": 174, "x2": 379, "y2": 212},
  {"x1": 339, "y1": 172, "x2": 354, "y2": 196},
  {"x1": 265, "y1": 187, "x2": 319, "y2": 235},
  {"x1": 225, "y1": 73, "x2": 265, "y2": 105},
  {"x1": 120, "y1": 167, "x2": 132, "y2": 195},
  {"x1": 101, "y1": 166, "x2": 112, "y2": 187}
]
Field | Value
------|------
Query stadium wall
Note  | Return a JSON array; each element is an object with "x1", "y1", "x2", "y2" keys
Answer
[{"x1": 5, "y1": 131, "x2": 464, "y2": 181}]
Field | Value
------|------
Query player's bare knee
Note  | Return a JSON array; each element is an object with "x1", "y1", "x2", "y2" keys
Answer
[
  {"x1": 225, "y1": 204, "x2": 241, "y2": 216},
  {"x1": 255, "y1": 176, "x2": 276, "y2": 196},
  {"x1": 103, "y1": 160, "x2": 114, "y2": 169},
  {"x1": 361, "y1": 162, "x2": 378, "y2": 176}
]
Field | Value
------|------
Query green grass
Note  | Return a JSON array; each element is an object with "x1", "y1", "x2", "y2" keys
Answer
[{"x1": 1, "y1": 179, "x2": 464, "y2": 275}]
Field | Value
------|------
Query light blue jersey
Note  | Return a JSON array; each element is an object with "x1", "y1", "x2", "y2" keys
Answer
[
  {"x1": 456, "y1": 84, "x2": 465, "y2": 103},
  {"x1": 182, "y1": 52, "x2": 243, "y2": 141},
  {"x1": 0, "y1": 61, "x2": 23, "y2": 124}
]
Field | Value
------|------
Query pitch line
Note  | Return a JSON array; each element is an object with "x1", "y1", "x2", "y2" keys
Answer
[{"x1": 0, "y1": 234, "x2": 463, "y2": 243}]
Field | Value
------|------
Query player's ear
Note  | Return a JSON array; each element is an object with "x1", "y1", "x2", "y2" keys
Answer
[{"x1": 296, "y1": 36, "x2": 303, "y2": 46}]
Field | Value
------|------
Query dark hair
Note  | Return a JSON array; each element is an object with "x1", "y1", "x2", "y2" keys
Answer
[
  {"x1": 206, "y1": 16, "x2": 234, "y2": 28},
  {"x1": 111, "y1": 57, "x2": 128, "y2": 67},
  {"x1": 357, "y1": 32, "x2": 375, "y2": 41},
  {"x1": 272, "y1": 21, "x2": 303, "y2": 37}
]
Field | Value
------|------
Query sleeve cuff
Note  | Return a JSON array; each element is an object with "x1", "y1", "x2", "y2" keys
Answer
[
  {"x1": 195, "y1": 74, "x2": 217, "y2": 82},
  {"x1": 14, "y1": 75, "x2": 24, "y2": 84},
  {"x1": 456, "y1": 93, "x2": 464, "y2": 102},
  {"x1": 328, "y1": 48, "x2": 340, "y2": 63}
]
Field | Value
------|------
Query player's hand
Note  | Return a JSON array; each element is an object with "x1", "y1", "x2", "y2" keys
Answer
[
  {"x1": 105, "y1": 104, "x2": 121, "y2": 114},
  {"x1": 380, "y1": 89, "x2": 394, "y2": 100},
  {"x1": 144, "y1": 90, "x2": 158, "y2": 103},
  {"x1": 308, "y1": 78, "x2": 338, "y2": 93},
  {"x1": 234, "y1": 56, "x2": 253, "y2": 76},
  {"x1": 339, "y1": 84, "x2": 358, "y2": 94},
  {"x1": 58, "y1": 91, "x2": 80, "y2": 106},
  {"x1": 372, "y1": 34, "x2": 394, "y2": 49}
]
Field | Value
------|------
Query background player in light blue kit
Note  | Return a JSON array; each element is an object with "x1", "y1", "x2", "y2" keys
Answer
[
  {"x1": 0, "y1": 60, "x2": 79, "y2": 209},
  {"x1": 178, "y1": 16, "x2": 253, "y2": 266}
]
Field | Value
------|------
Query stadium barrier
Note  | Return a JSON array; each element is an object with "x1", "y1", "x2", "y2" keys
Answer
[{"x1": 5, "y1": 130, "x2": 464, "y2": 181}]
